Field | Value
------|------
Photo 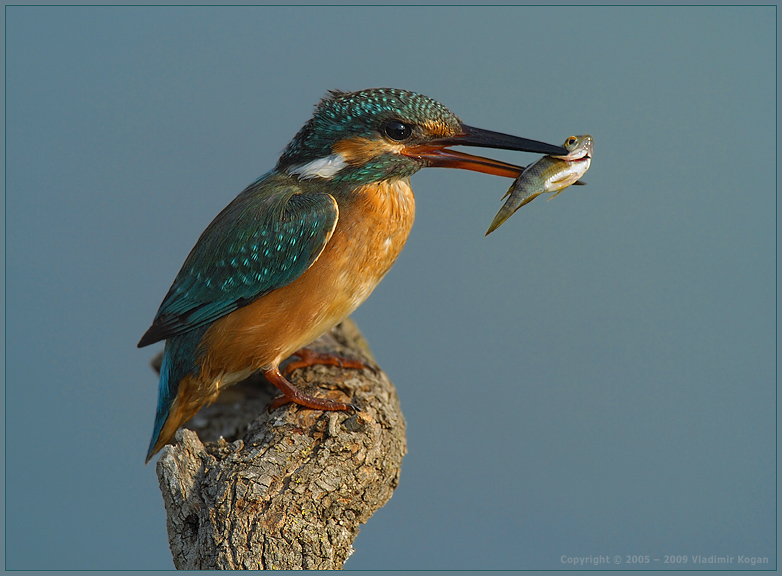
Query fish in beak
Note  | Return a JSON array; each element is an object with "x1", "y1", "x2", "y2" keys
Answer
[{"x1": 402, "y1": 123, "x2": 569, "y2": 179}]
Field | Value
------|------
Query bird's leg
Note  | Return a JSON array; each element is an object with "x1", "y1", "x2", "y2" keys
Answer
[
  {"x1": 264, "y1": 366, "x2": 359, "y2": 412},
  {"x1": 282, "y1": 347, "x2": 373, "y2": 375}
]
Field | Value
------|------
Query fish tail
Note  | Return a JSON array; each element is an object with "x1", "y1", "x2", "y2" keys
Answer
[{"x1": 485, "y1": 211, "x2": 509, "y2": 235}]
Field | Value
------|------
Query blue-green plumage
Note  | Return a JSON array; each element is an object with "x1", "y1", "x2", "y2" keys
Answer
[
  {"x1": 138, "y1": 173, "x2": 338, "y2": 347},
  {"x1": 147, "y1": 326, "x2": 207, "y2": 461}
]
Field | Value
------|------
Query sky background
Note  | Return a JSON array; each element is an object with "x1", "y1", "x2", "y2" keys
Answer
[{"x1": 4, "y1": 5, "x2": 776, "y2": 572}]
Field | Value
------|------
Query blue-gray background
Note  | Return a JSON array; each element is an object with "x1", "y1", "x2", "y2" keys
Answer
[{"x1": 5, "y1": 5, "x2": 776, "y2": 571}]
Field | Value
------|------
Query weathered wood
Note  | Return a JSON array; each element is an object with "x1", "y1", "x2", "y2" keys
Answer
[{"x1": 152, "y1": 319, "x2": 406, "y2": 569}]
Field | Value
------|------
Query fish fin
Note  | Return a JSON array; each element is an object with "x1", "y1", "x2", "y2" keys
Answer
[
  {"x1": 519, "y1": 192, "x2": 542, "y2": 208},
  {"x1": 549, "y1": 174, "x2": 572, "y2": 186}
]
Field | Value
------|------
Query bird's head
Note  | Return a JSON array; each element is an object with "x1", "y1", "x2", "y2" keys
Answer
[{"x1": 276, "y1": 88, "x2": 567, "y2": 184}]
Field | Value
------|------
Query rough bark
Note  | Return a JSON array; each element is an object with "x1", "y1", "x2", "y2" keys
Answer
[{"x1": 151, "y1": 319, "x2": 406, "y2": 569}]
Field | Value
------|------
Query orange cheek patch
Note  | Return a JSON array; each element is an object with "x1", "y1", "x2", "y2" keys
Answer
[
  {"x1": 420, "y1": 119, "x2": 458, "y2": 138},
  {"x1": 333, "y1": 136, "x2": 403, "y2": 165}
]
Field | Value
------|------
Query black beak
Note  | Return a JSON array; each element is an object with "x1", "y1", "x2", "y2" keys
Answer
[{"x1": 430, "y1": 124, "x2": 568, "y2": 156}]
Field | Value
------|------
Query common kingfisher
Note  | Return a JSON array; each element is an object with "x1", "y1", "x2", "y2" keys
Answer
[{"x1": 139, "y1": 88, "x2": 567, "y2": 463}]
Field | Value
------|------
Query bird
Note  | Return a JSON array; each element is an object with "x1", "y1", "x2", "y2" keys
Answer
[{"x1": 138, "y1": 87, "x2": 567, "y2": 463}]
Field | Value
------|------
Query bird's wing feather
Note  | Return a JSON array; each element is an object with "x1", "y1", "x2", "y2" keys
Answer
[{"x1": 138, "y1": 181, "x2": 338, "y2": 347}]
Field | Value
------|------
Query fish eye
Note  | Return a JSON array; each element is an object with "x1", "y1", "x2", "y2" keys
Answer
[
  {"x1": 382, "y1": 120, "x2": 413, "y2": 141},
  {"x1": 566, "y1": 136, "x2": 577, "y2": 146}
]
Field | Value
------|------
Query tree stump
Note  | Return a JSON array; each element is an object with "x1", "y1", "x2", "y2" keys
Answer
[{"x1": 151, "y1": 319, "x2": 406, "y2": 569}]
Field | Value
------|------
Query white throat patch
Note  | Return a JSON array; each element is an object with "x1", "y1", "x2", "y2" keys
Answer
[{"x1": 288, "y1": 153, "x2": 348, "y2": 180}]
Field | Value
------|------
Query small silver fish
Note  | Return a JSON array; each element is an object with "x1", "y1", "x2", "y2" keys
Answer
[{"x1": 485, "y1": 134, "x2": 593, "y2": 235}]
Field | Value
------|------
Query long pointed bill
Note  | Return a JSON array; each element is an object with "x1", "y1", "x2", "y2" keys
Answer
[
  {"x1": 402, "y1": 147, "x2": 528, "y2": 178},
  {"x1": 401, "y1": 123, "x2": 568, "y2": 178}
]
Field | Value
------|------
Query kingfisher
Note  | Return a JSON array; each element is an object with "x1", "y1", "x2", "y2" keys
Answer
[{"x1": 139, "y1": 88, "x2": 567, "y2": 462}]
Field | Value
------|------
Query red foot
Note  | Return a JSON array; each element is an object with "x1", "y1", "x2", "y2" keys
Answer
[
  {"x1": 282, "y1": 347, "x2": 373, "y2": 375},
  {"x1": 264, "y1": 366, "x2": 359, "y2": 412}
]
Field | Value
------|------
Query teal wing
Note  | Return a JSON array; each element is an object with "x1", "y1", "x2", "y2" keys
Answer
[{"x1": 138, "y1": 177, "x2": 338, "y2": 347}]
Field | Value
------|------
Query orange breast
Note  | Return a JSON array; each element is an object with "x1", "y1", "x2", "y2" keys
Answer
[{"x1": 198, "y1": 178, "x2": 416, "y2": 386}]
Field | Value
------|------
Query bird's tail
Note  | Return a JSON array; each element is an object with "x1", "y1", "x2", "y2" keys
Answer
[{"x1": 145, "y1": 327, "x2": 207, "y2": 463}]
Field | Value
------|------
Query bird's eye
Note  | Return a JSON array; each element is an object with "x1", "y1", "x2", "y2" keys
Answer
[{"x1": 382, "y1": 120, "x2": 413, "y2": 141}]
